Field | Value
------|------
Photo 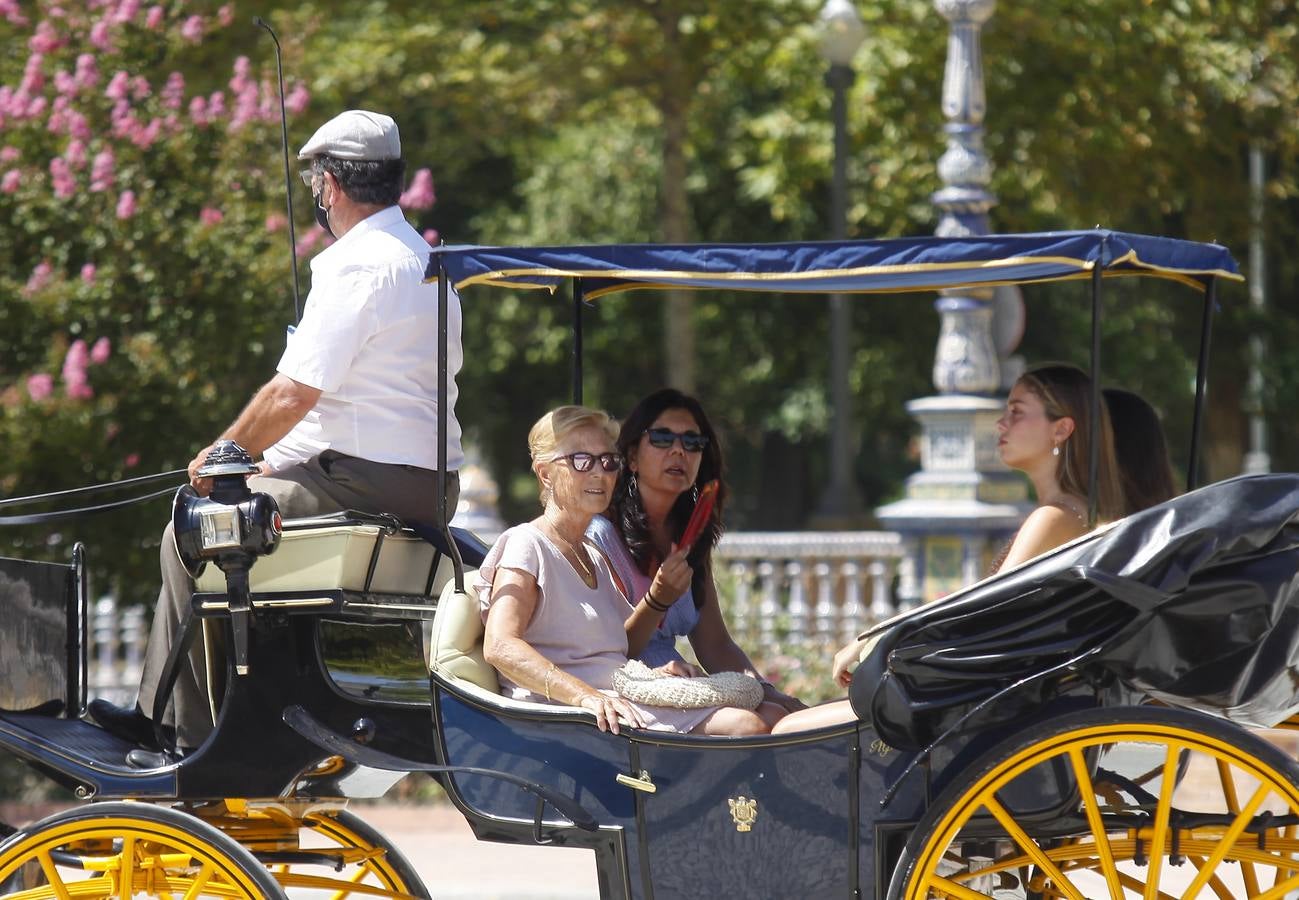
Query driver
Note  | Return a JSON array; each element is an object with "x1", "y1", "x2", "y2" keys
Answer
[{"x1": 89, "y1": 110, "x2": 464, "y2": 765}]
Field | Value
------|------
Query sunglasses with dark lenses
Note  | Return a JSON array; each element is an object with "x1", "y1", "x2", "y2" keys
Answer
[
  {"x1": 556, "y1": 451, "x2": 623, "y2": 473},
  {"x1": 645, "y1": 428, "x2": 710, "y2": 453}
]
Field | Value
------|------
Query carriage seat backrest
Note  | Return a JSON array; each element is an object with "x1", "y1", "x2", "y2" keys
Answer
[{"x1": 427, "y1": 578, "x2": 500, "y2": 693}]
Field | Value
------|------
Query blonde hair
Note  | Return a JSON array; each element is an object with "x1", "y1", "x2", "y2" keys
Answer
[
  {"x1": 527, "y1": 405, "x2": 620, "y2": 505},
  {"x1": 1017, "y1": 364, "x2": 1125, "y2": 523}
]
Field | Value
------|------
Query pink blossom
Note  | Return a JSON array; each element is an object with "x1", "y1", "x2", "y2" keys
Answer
[
  {"x1": 423, "y1": 228, "x2": 440, "y2": 245},
  {"x1": 21, "y1": 53, "x2": 45, "y2": 93},
  {"x1": 89, "y1": 19, "x2": 111, "y2": 50},
  {"x1": 81, "y1": 263, "x2": 97, "y2": 284},
  {"x1": 1, "y1": 0, "x2": 29, "y2": 26},
  {"x1": 295, "y1": 229, "x2": 326, "y2": 257},
  {"x1": 130, "y1": 75, "x2": 150, "y2": 101},
  {"x1": 124, "y1": 453, "x2": 140, "y2": 468},
  {"x1": 400, "y1": 168, "x2": 436, "y2": 211},
  {"x1": 26, "y1": 374, "x2": 54, "y2": 402},
  {"x1": 49, "y1": 157, "x2": 75, "y2": 198},
  {"x1": 54, "y1": 69, "x2": 76, "y2": 95},
  {"x1": 180, "y1": 15, "x2": 203, "y2": 42},
  {"x1": 63, "y1": 339, "x2": 89, "y2": 383},
  {"x1": 90, "y1": 148, "x2": 115, "y2": 191},
  {"x1": 115, "y1": 189, "x2": 136, "y2": 219},
  {"x1": 231, "y1": 56, "x2": 251, "y2": 88},
  {"x1": 105, "y1": 71, "x2": 129, "y2": 101},
  {"x1": 26, "y1": 95, "x2": 46, "y2": 118},
  {"x1": 29, "y1": 21, "x2": 63, "y2": 53},
  {"x1": 217, "y1": 4, "x2": 234, "y2": 26},
  {"x1": 74, "y1": 54, "x2": 99, "y2": 90},
  {"x1": 65, "y1": 139, "x2": 86, "y2": 168},
  {"x1": 285, "y1": 83, "x2": 310, "y2": 116},
  {"x1": 1, "y1": 170, "x2": 19, "y2": 193},
  {"x1": 24, "y1": 261, "x2": 53, "y2": 294},
  {"x1": 187, "y1": 95, "x2": 207, "y2": 125},
  {"x1": 67, "y1": 381, "x2": 94, "y2": 400},
  {"x1": 161, "y1": 71, "x2": 183, "y2": 109},
  {"x1": 115, "y1": 0, "x2": 140, "y2": 24},
  {"x1": 145, "y1": 5, "x2": 163, "y2": 29},
  {"x1": 90, "y1": 336, "x2": 111, "y2": 363},
  {"x1": 0, "y1": 146, "x2": 19, "y2": 163},
  {"x1": 199, "y1": 207, "x2": 223, "y2": 226},
  {"x1": 206, "y1": 91, "x2": 225, "y2": 118},
  {"x1": 68, "y1": 111, "x2": 90, "y2": 141},
  {"x1": 264, "y1": 213, "x2": 287, "y2": 232}
]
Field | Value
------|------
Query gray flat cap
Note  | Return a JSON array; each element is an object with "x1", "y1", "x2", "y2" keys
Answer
[{"x1": 297, "y1": 110, "x2": 401, "y2": 160}]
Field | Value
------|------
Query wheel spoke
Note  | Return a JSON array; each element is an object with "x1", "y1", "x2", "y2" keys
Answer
[
  {"x1": 1069, "y1": 747, "x2": 1125, "y2": 900},
  {"x1": 927, "y1": 873, "x2": 997, "y2": 900},
  {"x1": 1185, "y1": 855, "x2": 1240, "y2": 900},
  {"x1": 1143, "y1": 742, "x2": 1182, "y2": 900},
  {"x1": 1179, "y1": 781, "x2": 1270, "y2": 899},
  {"x1": 183, "y1": 862, "x2": 216, "y2": 900},
  {"x1": 985, "y1": 795, "x2": 1087, "y2": 900},
  {"x1": 35, "y1": 850, "x2": 73, "y2": 900}
]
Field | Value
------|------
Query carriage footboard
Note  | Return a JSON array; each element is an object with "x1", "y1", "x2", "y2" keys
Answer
[{"x1": 281, "y1": 704, "x2": 599, "y2": 834}]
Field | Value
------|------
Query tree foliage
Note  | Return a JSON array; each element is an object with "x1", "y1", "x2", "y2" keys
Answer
[{"x1": 2, "y1": 0, "x2": 1297, "y2": 603}]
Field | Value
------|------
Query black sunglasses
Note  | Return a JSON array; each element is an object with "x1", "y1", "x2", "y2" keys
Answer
[
  {"x1": 555, "y1": 451, "x2": 623, "y2": 473},
  {"x1": 645, "y1": 428, "x2": 709, "y2": 453}
]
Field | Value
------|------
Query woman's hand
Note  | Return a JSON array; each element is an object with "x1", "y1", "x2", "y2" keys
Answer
[
  {"x1": 761, "y1": 681, "x2": 808, "y2": 712},
  {"x1": 832, "y1": 637, "x2": 869, "y2": 687},
  {"x1": 656, "y1": 659, "x2": 702, "y2": 678},
  {"x1": 578, "y1": 692, "x2": 648, "y2": 734},
  {"x1": 648, "y1": 543, "x2": 693, "y2": 608}
]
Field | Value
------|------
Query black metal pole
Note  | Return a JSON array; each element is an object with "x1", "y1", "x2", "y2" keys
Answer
[
  {"x1": 438, "y1": 259, "x2": 464, "y2": 591},
  {"x1": 1087, "y1": 251, "x2": 1103, "y2": 527},
  {"x1": 1187, "y1": 277, "x2": 1217, "y2": 491},
  {"x1": 572, "y1": 277, "x2": 585, "y2": 405},
  {"x1": 253, "y1": 17, "x2": 302, "y2": 325}
]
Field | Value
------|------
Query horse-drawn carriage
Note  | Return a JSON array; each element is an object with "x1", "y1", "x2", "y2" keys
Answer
[{"x1": 5, "y1": 231, "x2": 1299, "y2": 899}]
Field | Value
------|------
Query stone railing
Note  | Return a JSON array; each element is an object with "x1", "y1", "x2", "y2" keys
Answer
[
  {"x1": 715, "y1": 530, "x2": 909, "y2": 649},
  {"x1": 85, "y1": 530, "x2": 912, "y2": 697},
  {"x1": 87, "y1": 595, "x2": 146, "y2": 708}
]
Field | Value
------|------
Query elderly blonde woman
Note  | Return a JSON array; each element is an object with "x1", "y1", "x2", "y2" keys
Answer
[{"x1": 478, "y1": 405, "x2": 772, "y2": 736}]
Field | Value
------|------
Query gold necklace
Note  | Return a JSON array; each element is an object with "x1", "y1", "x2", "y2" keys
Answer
[{"x1": 542, "y1": 519, "x2": 596, "y2": 587}]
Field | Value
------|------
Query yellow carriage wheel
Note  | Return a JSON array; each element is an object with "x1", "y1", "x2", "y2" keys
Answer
[
  {"x1": 890, "y1": 706, "x2": 1299, "y2": 900},
  {"x1": 0, "y1": 800, "x2": 287, "y2": 899}
]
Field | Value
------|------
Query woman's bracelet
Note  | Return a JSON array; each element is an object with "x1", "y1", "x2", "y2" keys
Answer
[
  {"x1": 543, "y1": 663, "x2": 558, "y2": 702},
  {"x1": 642, "y1": 592, "x2": 672, "y2": 613}
]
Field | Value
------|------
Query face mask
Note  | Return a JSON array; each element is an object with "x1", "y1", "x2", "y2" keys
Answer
[{"x1": 312, "y1": 188, "x2": 334, "y2": 238}]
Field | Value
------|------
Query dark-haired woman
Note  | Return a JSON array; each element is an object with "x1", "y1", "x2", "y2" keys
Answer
[
  {"x1": 1104, "y1": 387, "x2": 1178, "y2": 514},
  {"x1": 587, "y1": 388, "x2": 804, "y2": 722}
]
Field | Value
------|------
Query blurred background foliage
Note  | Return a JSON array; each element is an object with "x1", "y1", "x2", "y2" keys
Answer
[{"x1": 1, "y1": 0, "x2": 1297, "y2": 609}]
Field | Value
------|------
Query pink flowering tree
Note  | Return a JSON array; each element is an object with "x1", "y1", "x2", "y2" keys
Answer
[{"x1": 0, "y1": 1, "x2": 311, "y2": 596}]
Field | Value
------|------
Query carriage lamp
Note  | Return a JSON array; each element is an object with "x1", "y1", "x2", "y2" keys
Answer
[{"x1": 171, "y1": 440, "x2": 281, "y2": 676}]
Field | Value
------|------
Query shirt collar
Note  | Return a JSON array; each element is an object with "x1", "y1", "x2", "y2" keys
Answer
[{"x1": 334, "y1": 205, "x2": 405, "y2": 245}]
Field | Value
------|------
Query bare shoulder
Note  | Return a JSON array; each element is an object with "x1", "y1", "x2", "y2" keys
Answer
[{"x1": 1000, "y1": 506, "x2": 1088, "y2": 571}]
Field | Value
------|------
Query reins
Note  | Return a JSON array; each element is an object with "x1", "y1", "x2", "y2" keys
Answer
[{"x1": 0, "y1": 469, "x2": 185, "y2": 526}]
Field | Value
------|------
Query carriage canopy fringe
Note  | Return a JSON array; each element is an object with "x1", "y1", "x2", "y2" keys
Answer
[
  {"x1": 427, "y1": 230, "x2": 1242, "y2": 298},
  {"x1": 853, "y1": 473, "x2": 1299, "y2": 750}
]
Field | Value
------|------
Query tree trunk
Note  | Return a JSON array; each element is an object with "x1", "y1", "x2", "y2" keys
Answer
[{"x1": 656, "y1": 12, "x2": 695, "y2": 392}]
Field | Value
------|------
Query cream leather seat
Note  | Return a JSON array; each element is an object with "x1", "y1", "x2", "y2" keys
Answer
[{"x1": 427, "y1": 578, "x2": 594, "y2": 720}]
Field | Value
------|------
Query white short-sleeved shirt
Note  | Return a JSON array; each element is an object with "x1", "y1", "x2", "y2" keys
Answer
[{"x1": 262, "y1": 206, "x2": 464, "y2": 473}]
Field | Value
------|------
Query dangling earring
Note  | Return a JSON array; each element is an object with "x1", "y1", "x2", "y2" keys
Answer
[
  {"x1": 628, "y1": 472, "x2": 638, "y2": 498},
  {"x1": 1052, "y1": 443, "x2": 1060, "y2": 457},
  {"x1": 690, "y1": 483, "x2": 700, "y2": 504}
]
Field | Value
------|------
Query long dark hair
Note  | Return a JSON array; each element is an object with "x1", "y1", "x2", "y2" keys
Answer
[
  {"x1": 1104, "y1": 387, "x2": 1178, "y2": 514},
  {"x1": 1017, "y1": 364, "x2": 1125, "y2": 523},
  {"x1": 606, "y1": 388, "x2": 728, "y2": 606}
]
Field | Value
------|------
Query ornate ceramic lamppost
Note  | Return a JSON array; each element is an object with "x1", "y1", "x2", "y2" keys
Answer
[
  {"x1": 876, "y1": 0, "x2": 1030, "y2": 603},
  {"x1": 812, "y1": 0, "x2": 867, "y2": 525}
]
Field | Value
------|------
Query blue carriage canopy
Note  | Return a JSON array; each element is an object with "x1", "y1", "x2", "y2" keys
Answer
[{"x1": 428, "y1": 229, "x2": 1242, "y2": 298}]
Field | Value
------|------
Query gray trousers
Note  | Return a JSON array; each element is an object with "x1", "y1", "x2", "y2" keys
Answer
[{"x1": 137, "y1": 451, "x2": 459, "y2": 748}]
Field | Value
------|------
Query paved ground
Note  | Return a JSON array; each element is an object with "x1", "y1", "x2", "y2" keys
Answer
[{"x1": 359, "y1": 803, "x2": 600, "y2": 899}]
